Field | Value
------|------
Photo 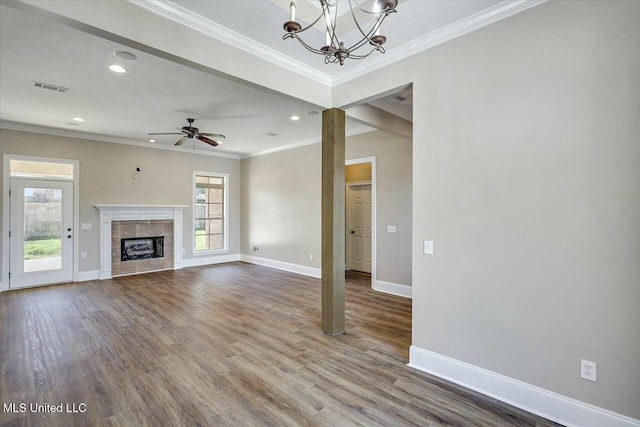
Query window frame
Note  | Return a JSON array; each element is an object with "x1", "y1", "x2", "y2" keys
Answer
[{"x1": 192, "y1": 171, "x2": 229, "y2": 255}]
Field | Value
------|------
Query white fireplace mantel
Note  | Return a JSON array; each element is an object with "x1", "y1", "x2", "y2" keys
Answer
[{"x1": 95, "y1": 204, "x2": 188, "y2": 279}]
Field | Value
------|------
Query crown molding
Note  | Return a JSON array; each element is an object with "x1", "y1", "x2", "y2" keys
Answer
[
  {"x1": 128, "y1": 0, "x2": 545, "y2": 89},
  {"x1": 332, "y1": 0, "x2": 547, "y2": 86},
  {"x1": 127, "y1": 0, "x2": 332, "y2": 87},
  {"x1": 0, "y1": 121, "x2": 241, "y2": 160}
]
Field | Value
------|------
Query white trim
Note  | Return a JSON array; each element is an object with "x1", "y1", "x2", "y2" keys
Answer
[
  {"x1": 408, "y1": 346, "x2": 640, "y2": 427},
  {"x1": 127, "y1": 0, "x2": 332, "y2": 87},
  {"x1": 182, "y1": 253, "x2": 240, "y2": 268},
  {"x1": 373, "y1": 280, "x2": 411, "y2": 299},
  {"x1": 192, "y1": 171, "x2": 229, "y2": 255},
  {"x1": 240, "y1": 254, "x2": 321, "y2": 279},
  {"x1": 345, "y1": 156, "x2": 377, "y2": 289},
  {"x1": 345, "y1": 180, "x2": 372, "y2": 272},
  {"x1": 78, "y1": 270, "x2": 100, "y2": 281},
  {"x1": 94, "y1": 205, "x2": 187, "y2": 279},
  {"x1": 2, "y1": 154, "x2": 79, "y2": 292},
  {"x1": 0, "y1": 121, "x2": 241, "y2": 160},
  {"x1": 332, "y1": 0, "x2": 547, "y2": 86}
]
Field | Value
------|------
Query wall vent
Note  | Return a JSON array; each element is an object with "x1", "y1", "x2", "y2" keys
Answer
[{"x1": 33, "y1": 81, "x2": 69, "y2": 93}]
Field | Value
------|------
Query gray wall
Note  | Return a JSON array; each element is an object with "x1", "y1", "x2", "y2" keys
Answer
[
  {"x1": 333, "y1": 0, "x2": 640, "y2": 419},
  {"x1": 346, "y1": 131, "x2": 412, "y2": 286},
  {"x1": 241, "y1": 130, "x2": 412, "y2": 286},
  {"x1": 0, "y1": 129, "x2": 241, "y2": 277}
]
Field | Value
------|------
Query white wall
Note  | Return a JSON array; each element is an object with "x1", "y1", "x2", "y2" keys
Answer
[
  {"x1": 241, "y1": 130, "x2": 412, "y2": 287},
  {"x1": 0, "y1": 129, "x2": 241, "y2": 278},
  {"x1": 334, "y1": 0, "x2": 640, "y2": 421}
]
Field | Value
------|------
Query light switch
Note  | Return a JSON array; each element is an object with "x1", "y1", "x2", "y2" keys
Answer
[
  {"x1": 387, "y1": 225, "x2": 396, "y2": 233},
  {"x1": 81, "y1": 223, "x2": 92, "y2": 230},
  {"x1": 423, "y1": 240, "x2": 434, "y2": 255}
]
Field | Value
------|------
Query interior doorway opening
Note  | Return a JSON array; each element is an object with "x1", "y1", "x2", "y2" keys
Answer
[{"x1": 345, "y1": 157, "x2": 376, "y2": 289}]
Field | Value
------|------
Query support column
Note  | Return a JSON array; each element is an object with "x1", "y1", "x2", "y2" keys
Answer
[{"x1": 321, "y1": 108, "x2": 346, "y2": 335}]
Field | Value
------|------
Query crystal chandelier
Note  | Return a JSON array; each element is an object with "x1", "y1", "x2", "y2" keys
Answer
[{"x1": 283, "y1": 0, "x2": 398, "y2": 65}]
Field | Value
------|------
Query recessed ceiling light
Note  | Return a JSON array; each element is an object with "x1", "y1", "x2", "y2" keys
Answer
[
  {"x1": 148, "y1": 139, "x2": 156, "y2": 143},
  {"x1": 109, "y1": 65, "x2": 127, "y2": 73},
  {"x1": 114, "y1": 51, "x2": 138, "y2": 61},
  {"x1": 72, "y1": 117, "x2": 84, "y2": 122},
  {"x1": 290, "y1": 115, "x2": 300, "y2": 121}
]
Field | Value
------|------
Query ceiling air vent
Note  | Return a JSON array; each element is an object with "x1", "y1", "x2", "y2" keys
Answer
[{"x1": 33, "y1": 81, "x2": 69, "y2": 93}]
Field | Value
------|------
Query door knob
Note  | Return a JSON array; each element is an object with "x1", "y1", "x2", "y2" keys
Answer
[
  {"x1": 67, "y1": 228, "x2": 72, "y2": 232},
  {"x1": 350, "y1": 230, "x2": 355, "y2": 234},
  {"x1": 67, "y1": 235, "x2": 72, "y2": 238}
]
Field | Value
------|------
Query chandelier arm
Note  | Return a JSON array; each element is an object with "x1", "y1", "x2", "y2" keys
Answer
[
  {"x1": 324, "y1": 1, "x2": 339, "y2": 48},
  {"x1": 288, "y1": 33, "x2": 334, "y2": 56},
  {"x1": 347, "y1": 0, "x2": 381, "y2": 46},
  {"x1": 288, "y1": 11, "x2": 327, "y2": 36},
  {"x1": 344, "y1": 45, "x2": 385, "y2": 60},
  {"x1": 351, "y1": 0, "x2": 382, "y2": 15}
]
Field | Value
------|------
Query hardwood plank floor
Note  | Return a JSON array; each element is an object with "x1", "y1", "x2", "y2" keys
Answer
[{"x1": 0, "y1": 263, "x2": 560, "y2": 426}]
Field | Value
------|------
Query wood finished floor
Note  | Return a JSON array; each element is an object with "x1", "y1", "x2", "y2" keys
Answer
[{"x1": 0, "y1": 262, "x2": 560, "y2": 427}]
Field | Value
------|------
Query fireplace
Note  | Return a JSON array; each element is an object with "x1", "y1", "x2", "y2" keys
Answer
[
  {"x1": 121, "y1": 236, "x2": 164, "y2": 261},
  {"x1": 95, "y1": 204, "x2": 186, "y2": 279}
]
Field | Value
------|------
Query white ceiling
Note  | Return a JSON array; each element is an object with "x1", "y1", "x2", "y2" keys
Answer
[
  {"x1": 0, "y1": 1, "x2": 541, "y2": 158},
  {"x1": 164, "y1": 0, "x2": 502, "y2": 76}
]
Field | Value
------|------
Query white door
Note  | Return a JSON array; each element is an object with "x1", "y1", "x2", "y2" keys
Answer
[
  {"x1": 349, "y1": 184, "x2": 372, "y2": 273},
  {"x1": 10, "y1": 179, "x2": 74, "y2": 288}
]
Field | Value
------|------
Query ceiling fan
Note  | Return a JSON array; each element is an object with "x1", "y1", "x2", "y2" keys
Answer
[{"x1": 148, "y1": 118, "x2": 226, "y2": 147}]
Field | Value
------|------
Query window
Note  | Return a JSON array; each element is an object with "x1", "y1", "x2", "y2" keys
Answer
[
  {"x1": 10, "y1": 159, "x2": 74, "y2": 180},
  {"x1": 194, "y1": 172, "x2": 228, "y2": 253}
]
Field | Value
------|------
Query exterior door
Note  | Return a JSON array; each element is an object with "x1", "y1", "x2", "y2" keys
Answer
[
  {"x1": 349, "y1": 184, "x2": 372, "y2": 273},
  {"x1": 9, "y1": 179, "x2": 74, "y2": 288}
]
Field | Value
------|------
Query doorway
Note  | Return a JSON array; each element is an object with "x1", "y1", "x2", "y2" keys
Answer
[
  {"x1": 2, "y1": 155, "x2": 79, "y2": 291},
  {"x1": 345, "y1": 156, "x2": 376, "y2": 287},
  {"x1": 347, "y1": 183, "x2": 371, "y2": 273}
]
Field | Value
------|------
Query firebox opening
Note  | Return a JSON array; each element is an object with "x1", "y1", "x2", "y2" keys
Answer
[{"x1": 121, "y1": 236, "x2": 164, "y2": 261}]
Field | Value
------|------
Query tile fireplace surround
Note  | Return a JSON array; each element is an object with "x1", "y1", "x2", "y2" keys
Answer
[{"x1": 95, "y1": 205, "x2": 187, "y2": 279}]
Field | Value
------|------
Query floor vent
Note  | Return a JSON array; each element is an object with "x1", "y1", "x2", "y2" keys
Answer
[{"x1": 33, "y1": 81, "x2": 69, "y2": 93}]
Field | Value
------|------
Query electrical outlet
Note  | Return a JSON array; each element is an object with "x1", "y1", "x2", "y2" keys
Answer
[
  {"x1": 81, "y1": 223, "x2": 92, "y2": 230},
  {"x1": 580, "y1": 359, "x2": 597, "y2": 382},
  {"x1": 423, "y1": 240, "x2": 434, "y2": 255},
  {"x1": 81, "y1": 251, "x2": 87, "y2": 259},
  {"x1": 309, "y1": 254, "x2": 313, "y2": 261},
  {"x1": 387, "y1": 225, "x2": 396, "y2": 233}
]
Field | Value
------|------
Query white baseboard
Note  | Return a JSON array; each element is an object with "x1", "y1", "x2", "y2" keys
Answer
[
  {"x1": 373, "y1": 280, "x2": 412, "y2": 298},
  {"x1": 78, "y1": 270, "x2": 100, "y2": 282},
  {"x1": 408, "y1": 346, "x2": 640, "y2": 427},
  {"x1": 182, "y1": 253, "x2": 241, "y2": 268},
  {"x1": 240, "y1": 254, "x2": 321, "y2": 278}
]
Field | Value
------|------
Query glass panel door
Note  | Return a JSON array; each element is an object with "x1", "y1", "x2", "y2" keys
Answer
[{"x1": 10, "y1": 179, "x2": 73, "y2": 288}]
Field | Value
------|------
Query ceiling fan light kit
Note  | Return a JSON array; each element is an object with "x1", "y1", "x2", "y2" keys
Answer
[
  {"x1": 148, "y1": 118, "x2": 226, "y2": 148},
  {"x1": 283, "y1": 0, "x2": 398, "y2": 65}
]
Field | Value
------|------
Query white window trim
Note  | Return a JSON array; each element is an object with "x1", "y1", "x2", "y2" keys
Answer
[{"x1": 192, "y1": 171, "x2": 229, "y2": 256}]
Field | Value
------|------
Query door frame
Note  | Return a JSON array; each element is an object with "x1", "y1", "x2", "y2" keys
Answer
[
  {"x1": 2, "y1": 154, "x2": 80, "y2": 292},
  {"x1": 345, "y1": 156, "x2": 376, "y2": 288},
  {"x1": 346, "y1": 181, "x2": 372, "y2": 272}
]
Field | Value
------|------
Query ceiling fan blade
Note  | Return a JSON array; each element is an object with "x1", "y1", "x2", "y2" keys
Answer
[
  {"x1": 148, "y1": 132, "x2": 183, "y2": 135},
  {"x1": 174, "y1": 136, "x2": 188, "y2": 146},
  {"x1": 197, "y1": 135, "x2": 219, "y2": 147},
  {"x1": 199, "y1": 133, "x2": 226, "y2": 139}
]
